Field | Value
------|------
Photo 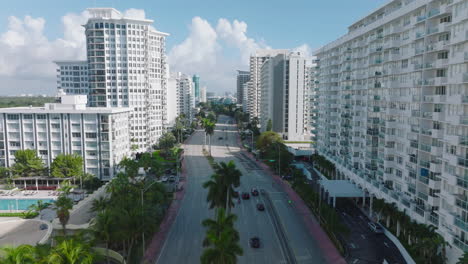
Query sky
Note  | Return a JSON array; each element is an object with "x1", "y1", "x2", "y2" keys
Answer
[{"x1": 0, "y1": 0, "x2": 388, "y2": 96}]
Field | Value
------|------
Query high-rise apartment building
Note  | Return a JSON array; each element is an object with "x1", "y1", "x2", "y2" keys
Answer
[
  {"x1": 170, "y1": 72, "x2": 194, "y2": 120},
  {"x1": 193, "y1": 74, "x2": 200, "y2": 103},
  {"x1": 200, "y1": 86, "x2": 207, "y2": 103},
  {"x1": 84, "y1": 8, "x2": 168, "y2": 152},
  {"x1": 259, "y1": 52, "x2": 307, "y2": 141},
  {"x1": 314, "y1": 0, "x2": 467, "y2": 262},
  {"x1": 236, "y1": 70, "x2": 250, "y2": 104},
  {"x1": 247, "y1": 49, "x2": 289, "y2": 120},
  {"x1": 0, "y1": 94, "x2": 131, "y2": 180},
  {"x1": 54, "y1": 61, "x2": 89, "y2": 95}
]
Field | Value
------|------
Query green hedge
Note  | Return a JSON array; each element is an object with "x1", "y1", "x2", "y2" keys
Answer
[{"x1": 0, "y1": 211, "x2": 39, "y2": 218}]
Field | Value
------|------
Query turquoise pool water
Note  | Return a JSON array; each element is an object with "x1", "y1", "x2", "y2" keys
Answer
[{"x1": 0, "y1": 199, "x2": 55, "y2": 211}]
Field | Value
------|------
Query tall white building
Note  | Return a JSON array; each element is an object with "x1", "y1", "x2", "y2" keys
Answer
[
  {"x1": 247, "y1": 49, "x2": 290, "y2": 120},
  {"x1": 314, "y1": 0, "x2": 468, "y2": 262},
  {"x1": 84, "y1": 8, "x2": 169, "y2": 152},
  {"x1": 0, "y1": 94, "x2": 131, "y2": 180},
  {"x1": 169, "y1": 72, "x2": 194, "y2": 120},
  {"x1": 54, "y1": 61, "x2": 89, "y2": 95},
  {"x1": 200, "y1": 86, "x2": 207, "y2": 103},
  {"x1": 165, "y1": 72, "x2": 178, "y2": 127},
  {"x1": 259, "y1": 51, "x2": 307, "y2": 141},
  {"x1": 236, "y1": 70, "x2": 250, "y2": 104}
]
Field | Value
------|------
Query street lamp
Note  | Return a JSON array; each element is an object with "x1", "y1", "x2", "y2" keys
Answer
[{"x1": 141, "y1": 180, "x2": 159, "y2": 258}]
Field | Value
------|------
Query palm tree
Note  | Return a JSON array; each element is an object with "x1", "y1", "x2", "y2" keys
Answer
[
  {"x1": 203, "y1": 119, "x2": 215, "y2": 155},
  {"x1": 202, "y1": 208, "x2": 239, "y2": 247},
  {"x1": 215, "y1": 161, "x2": 242, "y2": 213},
  {"x1": 0, "y1": 245, "x2": 36, "y2": 264},
  {"x1": 203, "y1": 173, "x2": 226, "y2": 210},
  {"x1": 28, "y1": 200, "x2": 50, "y2": 212},
  {"x1": 55, "y1": 194, "x2": 73, "y2": 235},
  {"x1": 91, "y1": 210, "x2": 114, "y2": 264},
  {"x1": 90, "y1": 196, "x2": 109, "y2": 214},
  {"x1": 47, "y1": 234, "x2": 97, "y2": 264},
  {"x1": 200, "y1": 228, "x2": 243, "y2": 264}
]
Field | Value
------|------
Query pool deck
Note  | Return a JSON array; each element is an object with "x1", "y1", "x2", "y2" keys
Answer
[
  {"x1": 0, "y1": 218, "x2": 49, "y2": 246},
  {"x1": 0, "y1": 190, "x2": 58, "y2": 212}
]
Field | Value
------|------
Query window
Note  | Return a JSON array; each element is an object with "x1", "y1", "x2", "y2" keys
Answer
[
  {"x1": 436, "y1": 69, "x2": 446, "y2": 77},
  {"x1": 39, "y1": 150, "x2": 48, "y2": 155},
  {"x1": 37, "y1": 114, "x2": 47, "y2": 120},
  {"x1": 23, "y1": 114, "x2": 33, "y2": 119},
  {"x1": 440, "y1": 16, "x2": 451, "y2": 23},
  {"x1": 7, "y1": 114, "x2": 19, "y2": 120},
  {"x1": 434, "y1": 104, "x2": 443, "y2": 113},
  {"x1": 437, "y1": 51, "x2": 448, "y2": 59},
  {"x1": 435, "y1": 86, "x2": 446, "y2": 95},
  {"x1": 72, "y1": 132, "x2": 81, "y2": 138},
  {"x1": 9, "y1": 141, "x2": 20, "y2": 147},
  {"x1": 86, "y1": 133, "x2": 97, "y2": 139}
]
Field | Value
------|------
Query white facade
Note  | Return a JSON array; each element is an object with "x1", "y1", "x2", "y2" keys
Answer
[
  {"x1": 236, "y1": 70, "x2": 250, "y2": 104},
  {"x1": 170, "y1": 72, "x2": 194, "y2": 120},
  {"x1": 314, "y1": 0, "x2": 468, "y2": 262},
  {"x1": 84, "y1": 8, "x2": 169, "y2": 152},
  {"x1": 200, "y1": 86, "x2": 207, "y2": 103},
  {"x1": 165, "y1": 76, "x2": 178, "y2": 127},
  {"x1": 247, "y1": 49, "x2": 289, "y2": 120},
  {"x1": 259, "y1": 52, "x2": 307, "y2": 141},
  {"x1": 54, "y1": 61, "x2": 89, "y2": 95},
  {"x1": 0, "y1": 95, "x2": 131, "y2": 180}
]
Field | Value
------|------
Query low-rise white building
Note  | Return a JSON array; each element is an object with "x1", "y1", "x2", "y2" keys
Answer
[{"x1": 0, "y1": 94, "x2": 131, "y2": 180}]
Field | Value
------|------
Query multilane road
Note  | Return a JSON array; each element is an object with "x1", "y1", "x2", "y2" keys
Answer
[{"x1": 157, "y1": 116, "x2": 326, "y2": 264}]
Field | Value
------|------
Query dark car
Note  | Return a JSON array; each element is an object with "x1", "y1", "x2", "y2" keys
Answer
[
  {"x1": 256, "y1": 203, "x2": 265, "y2": 211},
  {"x1": 218, "y1": 137, "x2": 223, "y2": 140},
  {"x1": 169, "y1": 176, "x2": 176, "y2": 182},
  {"x1": 251, "y1": 188, "x2": 259, "y2": 196},
  {"x1": 242, "y1": 192, "x2": 250, "y2": 200},
  {"x1": 233, "y1": 191, "x2": 239, "y2": 198},
  {"x1": 250, "y1": 237, "x2": 260, "y2": 248}
]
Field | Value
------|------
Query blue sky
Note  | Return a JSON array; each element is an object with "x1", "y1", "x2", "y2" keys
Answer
[{"x1": 0, "y1": 0, "x2": 388, "y2": 95}]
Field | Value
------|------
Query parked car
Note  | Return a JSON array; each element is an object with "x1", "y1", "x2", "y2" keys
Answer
[
  {"x1": 256, "y1": 203, "x2": 265, "y2": 211},
  {"x1": 161, "y1": 176, "x2": 168, "y2": 182},
  {"x1": 368, "y1": 222, "x2": 384, "y2": 234},
  {"x1": 250, "y1": 237, "x2": 260, "y2": 248},
  {"x1": 169, "y1": 176, "x2": 176, "y2": 182}
]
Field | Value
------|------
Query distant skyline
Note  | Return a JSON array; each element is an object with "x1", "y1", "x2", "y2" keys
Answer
[{"x1": 0, "y1": 0, "x2": 388, "y2": 95}]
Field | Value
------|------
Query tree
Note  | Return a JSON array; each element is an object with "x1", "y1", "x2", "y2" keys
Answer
[
  {"x1": 215, "y1": 161, "x2": 242, "y2": 213},
  {"x1": 0, "y1": 245, "x2": 36, "y2": 264},
  {"x1": 203, "y1": 173, "x2": 226, "y2": 210},
  {"x1": 158, "y1": 132, "x2": 176, "y2": 156},
  {"x1": 47, "y1": 234, "x2": 97, "y2": 264},
  {"x1": 200, "y1": 228, "x2": 243, "y2": 264},
  {"x1": 457, "y1": 252, "x2": 468, "y2": 264},
  {"x1": 90, "y1": 196, "x2": 109, "y2": 213},
  {"x1": 10, "y1": 149, "x2": 46, "y2": 177},
  {"x1": 0, "y1": 167, "x2": 10, "y2": 180},
  {"x1": 266, "y1": 119, "x2": 272, "y2": 131},
  {"x1": 118, "y1": 157, "x2": 139, "y2": 178},
  {"x1": 256, "y1": 131, "x2": 282, "y2": 154},
  {"x1": 203, "y1": 119, "x2": 215, "y2": 156},
  {"x1": 92, "y1": 210, "x2": 114, "y2": 264},
  {"x1": 202, "y1": 208, "x2": 239, "y2": 247},
  {"x1": 28, "y1": 200, "x2": 50, "y2": 213},
  {"x1": 50, "y1": 154, "x2": 83, "y2": 179},
  {"x1": 55, "y1": 194, "x2": 73, "y2": 235}
]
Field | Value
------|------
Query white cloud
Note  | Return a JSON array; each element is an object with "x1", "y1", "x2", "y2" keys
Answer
[{"x1": 293, "y1": 43, "x2": 315, "y2": 65}]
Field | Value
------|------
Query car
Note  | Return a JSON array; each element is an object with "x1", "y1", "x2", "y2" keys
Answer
[
  {"x1": 250, "y1": 237, "x2": 260, "y2": 248},
  {"x1": 241, "y1": 192, "x2": 250, "y2": 200},
  {"x1": 232, "y1": 191, "x2": 239, "y2": 198},
  {"x1": 251, "y1": 188, "x2": 259, "y2": 196},
  {"x1": 161, "y1": 176, "x2": 168, "y2": 182},
  {"x1": 368, "y1": 222, "x2": 384, "y2": 234},
  {"x1": 169, "y1": 176, "x2": 176, "y2": 182},
  {"x1": 218, "y1": 137, "x2": 223, "y2": 140},
  {"x1": 256, "y1": 203, "x2": 265, "y2": 211}
]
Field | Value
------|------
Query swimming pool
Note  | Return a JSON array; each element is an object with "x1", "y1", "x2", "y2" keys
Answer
[{"x1": 0, "y1": 199, "x2": 55, "y2": 211}]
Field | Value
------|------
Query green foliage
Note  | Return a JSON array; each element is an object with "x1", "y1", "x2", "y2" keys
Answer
[
  {"x1": 0, "y1": 167, "x2": 10, "y2": 179},
  {"x1": 457, "y1": 251, "x2": 468, "y2": 264},
  {"x1": 0, "y1": 96, "x2": 55, "y2": 108},
  {"x1": 11, "y1": 149, "x2": 46, "y2": 177},
  {"x1": 200, "y1": 208, "x2": 243, "y2": 264},
  {"x1": 266, "y1": 119, "x2": 272, "y2": 131},
  {"x1": 203, "y1": 161, "x2": 242, "y2": 212},
  {"x1": 0, "y1": 212, "x2": 39, "y2": 218},
  {"x1": 256, "y1": 131, "x2": 282, "y2": 153},
  {"x1": 55, "y1": 194, "x2": 73, "y2": 235},
  {"x1": 158, "y1": 132, "x2": 177, "y2": 156},
  {"x1": 119, "y1": 157, "x2": 139, "y2": 178},
  {"x1": 82, "y1": 174, "x2": 103, "y2": 192},
  {"x1": 50, "y1": 154, "x2": 83, "y2": 178}
]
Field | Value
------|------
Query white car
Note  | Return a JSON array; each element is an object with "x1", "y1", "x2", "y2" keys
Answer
[{"x1": 161, "y1": 176, "x2": 168, "y2": 182}]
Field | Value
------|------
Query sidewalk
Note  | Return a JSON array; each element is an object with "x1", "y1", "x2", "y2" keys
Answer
[
  {"x1": 142, "y1": 134, "x2": 191, "y2": 264},
  {"x1": 237, "y1": 133, "x2": 346, "y2": 264}
]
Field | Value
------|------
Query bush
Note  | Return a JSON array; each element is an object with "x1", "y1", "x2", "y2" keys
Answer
[
  {"x1": 83, "y1": 176, "x2": 103, "y2": 192},
  {"x1": 0, "y1": 211, "x2": 39, "y2": 218}
]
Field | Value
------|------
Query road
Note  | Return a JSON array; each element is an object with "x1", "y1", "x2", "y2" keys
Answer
[{"x1": 157, "y1": 115, "x2": 326, "y2": 264}]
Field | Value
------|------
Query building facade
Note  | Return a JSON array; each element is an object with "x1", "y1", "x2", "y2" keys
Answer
[
  {"x1": 84, "y1": 8, "x2": 168, "y2": 152},
  {"x1": 200, "y1": 86, "x2": 207, "y2": 103},
  {"x1": 193, "y1": 75, "x2": 200, "y2": 103},
  {"x1": 236, "y1": 70, "x2": 250, "y2": 104},
  {"x1": 314, "y1": 0, "x2": 468, "y2": 262},
  {"x1": 0, "y1": 94, "x2": 131, "y2": 180},
  {"x1": 259, "y1": 52, "x2": 307, "y2": 141},
  {"x1": 54, "y1": 61, "x2": 89, "y2": 96},
  {"x1": 170, "y1": 72, "x2": 194, "y2": 120},
  {"x1": 247, "y1": 49, "x2": 289, "y2": 121}
]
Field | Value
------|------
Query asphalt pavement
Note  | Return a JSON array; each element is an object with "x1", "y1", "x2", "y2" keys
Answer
[{"x1": 156, "y1": 115, "x2": 327, "y2": 264}]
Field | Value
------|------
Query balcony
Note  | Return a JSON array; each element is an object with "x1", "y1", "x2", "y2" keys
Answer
[{"x1": 455, "y1": 216, "x2": 468, "y2": 232}]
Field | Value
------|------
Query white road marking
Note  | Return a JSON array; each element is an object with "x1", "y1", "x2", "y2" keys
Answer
[
  {"x1": 384, "y1": 242, "x2": 389, "y2": 248},
  {"x1": 361, "y1": 234, "x2": 366, "y2": 239}
]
